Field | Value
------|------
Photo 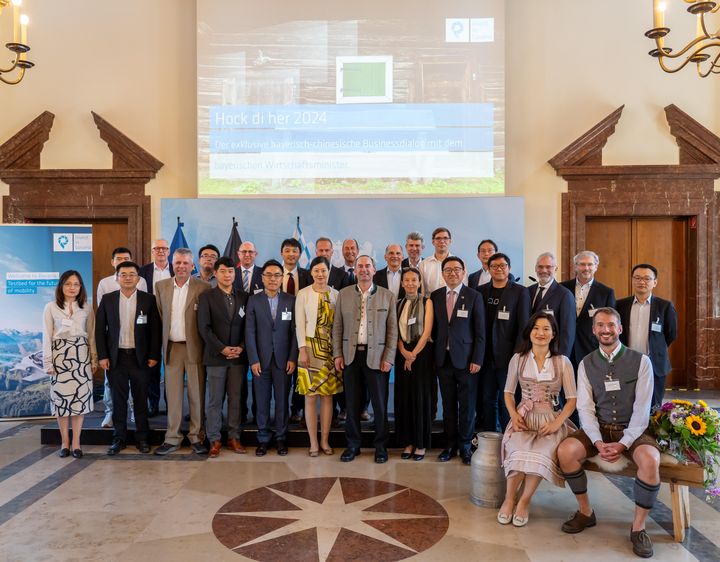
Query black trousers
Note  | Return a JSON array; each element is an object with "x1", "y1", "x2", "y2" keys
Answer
[
  {"x1": 480, "y1": 364, "x2": 510, "y2": 432},
  {"x1": 343, "y1": 349, "x2": 388, "y2": 450},
  {"x1": 146, "y1": 361, "x2": 162, "y2": 410},
  {"x1": 108, "y1": 350, "x2": 149, "y2": 442},
  {"x1": 437, "y1": 352, "x2": 478, "y2": 452},
  {"x1": 652, "y1": 374, "x2": 667, "y2": 411}
]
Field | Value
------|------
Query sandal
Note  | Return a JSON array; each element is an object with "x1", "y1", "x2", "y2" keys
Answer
[
  {"x1": 322, "y1": 447, "x2": 334, "y2": 456},
  {"x1": 308, "y1": 449, "x2": 319, "y2": 457}
]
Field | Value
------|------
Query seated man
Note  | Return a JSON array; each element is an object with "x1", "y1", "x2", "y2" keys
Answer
[{"x1": 557, "y1": 307, "x2": 660, "y2": 559}]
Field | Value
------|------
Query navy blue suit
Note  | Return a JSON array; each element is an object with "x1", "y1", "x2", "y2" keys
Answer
[
  {"x1": 477, "y1": 281, "x2": 530, "y2": 430},
  {"x1": 431, "y1": 285, "x2": 485, "y2": 453},
  {"x1": 617, "y1": 295, "x2": 677, "y2": 409},
  {"x1": 246, "y1": 291, "x2": 298, "y2": 443},
  {"x1": 233, "y1": 265, "x2": 264, "y2": 294},
  {"x1": 527, "y1": 280, "x2": 576, "y2": 357}
]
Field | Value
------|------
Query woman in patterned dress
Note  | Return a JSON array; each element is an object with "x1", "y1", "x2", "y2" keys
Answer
[
  {"x1": 497, "y1": 311, "x2": 577, "y2": 527},
  {"x1": 42, "y1": 270, "x2": 97, "y2": 458},
  {"x1": 295, "y1": 256, "x2": 342, "y2": 456}
]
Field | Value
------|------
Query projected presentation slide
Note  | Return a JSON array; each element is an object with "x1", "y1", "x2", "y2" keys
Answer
[{"x1": 197, "y1": 0, "x2": 505, "y2": 196}]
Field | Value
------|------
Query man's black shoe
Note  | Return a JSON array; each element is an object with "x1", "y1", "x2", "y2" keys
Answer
[
  {"x1": 256, "y1": 443, "x2": 268, "y2": 456},
  {"x1": 137, "y1": 441, "x2": 151, "y2": 454},
  {"x1": 340, "y1": 447, "x2": 361, "y2": 462},
  {"x1": 374, "y1": 448, "x2": 388, "y2": 464},
  {"x1": 437, "y1": 448, "x2": 457, "y2": 462},
  {"x1": 107, "y1": 438, "x2": 126, "y2": 456},
  {"x1": 461, "y1": 450, "x2": 473, "y2": 465},
  {"x1": 277, "y1": 440, "x2": 289, "y2": 456}
]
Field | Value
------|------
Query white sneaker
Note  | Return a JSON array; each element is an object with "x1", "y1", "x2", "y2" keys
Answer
[{"x1": 101, "y1": 413, "x2": 113, "y2": 428}]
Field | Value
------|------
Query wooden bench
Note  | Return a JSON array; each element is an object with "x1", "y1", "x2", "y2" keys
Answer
[{"x1": 584, "y1": 458, "x2": 705, "y2": 542}]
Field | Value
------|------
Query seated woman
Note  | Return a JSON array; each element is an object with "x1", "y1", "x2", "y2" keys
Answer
[{"x1": 498, "y1": 311, "x2": 577, "y2": 527}]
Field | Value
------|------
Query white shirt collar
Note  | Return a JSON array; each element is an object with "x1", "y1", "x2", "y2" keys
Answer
[
  {"x1": 599, "y1": 342, "x2": 623, "y2": 361},
  {"x1": 632, "y1": 293, "x2": 653, "y2": 305}
]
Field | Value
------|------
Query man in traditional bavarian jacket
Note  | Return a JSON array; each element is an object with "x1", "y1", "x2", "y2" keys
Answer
[{"x1": 557, "y1": 307, "x2": 660, "y2": 559}]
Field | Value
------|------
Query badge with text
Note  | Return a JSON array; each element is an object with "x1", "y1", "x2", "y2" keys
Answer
[
  {"x1": 136, "y1": 313, "x2": 147, "y2": 325},
  {"x1": 456, "y1": 309, "x2": 469, "y2": 318},
  {"x1": 281, "y1": 311, "x2": 292, "y2": 321},
  {"x1": 605, "y1": 380, "x2": 621, "y2": 392}
]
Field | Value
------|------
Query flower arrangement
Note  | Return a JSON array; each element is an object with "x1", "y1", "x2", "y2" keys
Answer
[{"x1": 651, "y1": 399, "x2": 720, "y2": 500}]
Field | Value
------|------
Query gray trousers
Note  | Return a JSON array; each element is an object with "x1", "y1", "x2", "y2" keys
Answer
[
  {"x1": 255, "y1": 356, "x2": 291, "y2": 443},
  {"x1": 205, "y1": 364, "x2": 246, "y2": 442}
]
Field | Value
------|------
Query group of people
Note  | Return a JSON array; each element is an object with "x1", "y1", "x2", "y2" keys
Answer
[{"x1": 42, "y1": 227, "x2": 677, "y2": 559}]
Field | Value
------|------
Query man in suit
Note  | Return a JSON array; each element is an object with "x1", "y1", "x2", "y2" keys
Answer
[
  {"x1": 95, "y1": 261, "x2": 161, "y2": 456},
  {"x1": 194, "y1": 244, "x2": 219, "y2": 287},
  {"x1": 198, "y1": 257, "x2": 249, "y2": 457},
  {"x1": 246, "y1": 259, "x2": 298, "y2": 456},
  {"x1": 334, "y1": 255, "x2": 398, "y2": 463},
  {"x1": 477, "y1": 252, "x2": 530, "y2": 431},
  {"x1": 560, "y1": 250, "x2": 617, "y2": 369},
  {"x1": 527, "y1": 252, "x2": 576, "y2": 357},
  {"x1": 468, "y1": 239, "x2": 497, "y2": 289},
  {"x1": 338, "y1": 239, "x2": 360, "y2": 285},
  {"x1": 233, "y1": 241, "x2": 264, "y2": 295},
  {"x1": 316, "y1": 236, "x2": 347, "y2": 290},
  {"x1": 401, "y1": 231, "x2": 425, "y2": 269},
  {"x1": 154, "y1": 248, "x2": 212, "y2": 455},
  {"x1": 617, "y1": 264, "x2": 678, "y2": 409},
  {"x1": 373, "y1": 243, "x2": 405, "y2": 300},
  {"x1": 431, "y1": 256, "x2": 485, "y2": 465}
]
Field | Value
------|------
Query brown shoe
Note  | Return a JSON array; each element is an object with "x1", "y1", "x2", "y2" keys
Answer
[
  {"x1": 227, "y1": 438, "x2": 247, "y2": 454},
  {"x1": 561, "y1": 510, "x2": 596, "y2": 534},
  {"x1": 209, "y1": 440, "x2": 222, "y2": 458},
  {"x1": 630, "y1": 528, "x2": 653, "y2": 558}
]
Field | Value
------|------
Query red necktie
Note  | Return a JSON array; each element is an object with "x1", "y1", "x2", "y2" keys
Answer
[{"x1": 287, "y1": 272, "x2": 296, "y2": 295}]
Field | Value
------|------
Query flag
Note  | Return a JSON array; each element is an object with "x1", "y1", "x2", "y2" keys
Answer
[
  {"x1": 223, "y1": 217, "x2": 242, "y2": 263},
  {"x1": 169, "y1": 216, "x2": 196, "y2": 274},
  {"x1": 292, "y1": 216, "x2": 312, "y2": 269}
]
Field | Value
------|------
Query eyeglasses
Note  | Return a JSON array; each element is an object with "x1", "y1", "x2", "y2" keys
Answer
[
  {"x1": 490, "y1": 263, "x2": 509, "y2": 270},
  {"x1": 152, "y1": 247, "x2": 169, "y2": 253},
  {"x1": 262, "y1": 273, "x2": 283, "y2": 279},
  {"x1": 118, "y1": 273, "x2": 138, "y2": 279},
  {"x1": 632, "y1": 275, "x2": 655, "y2": 282},
  {"x1": 442, "y1": 267, "x2": 463, "y2": 274},
  {"x1": 200, "y1": 254, "x2": 218, "y2": 260},
  {"x1": 433, "y1": 236, "x2": 451, "y2": 241},
  {"x1": 239, "y1": 250, "x2": 256, "y2": 254}
]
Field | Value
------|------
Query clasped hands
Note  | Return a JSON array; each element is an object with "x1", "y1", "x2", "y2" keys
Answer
[{"x1": 594, "y1": 441, "x2": 626, "y2": 463}]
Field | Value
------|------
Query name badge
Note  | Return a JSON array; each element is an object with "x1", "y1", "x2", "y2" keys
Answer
[
  {"x1": 498, "y1": 310, "x2": 510, "y2": 321},
  {"x1": 254, "y1": 288, "x2": 263, "y2": 294},
  {"x1": 136, "y1": 314, "x2": 147, "y2": 325},
  {"x1": 536, "y1": 369, "x2": 553, "y2": 382},
  {"x1": 456, "y1": 309, "x2": 469, "y2": 318},
  {"x1": 238, "y1": 307, "x2": 245, "y2": 318},
  {"x1": 605, "y1": 380, "x2": 621, "y2": 392},
  {"x1": 651, "y1": 322, "x2": 662, "y2": 333},
  {"x1": 408, "y1": 317, "x2": 417, "y2": 325},
  {"x1": 544, "y1": 308, "x2": 554, "y2": 316},
  {"x1": 281, "y1": 311, "x2": 292, "y2": 321},
  {"x1": 61, "y1": 318, "x2": 73, "y2": 327},
  {"x1": 588, "y1": 308, "x2": 597, "y2": 317}
]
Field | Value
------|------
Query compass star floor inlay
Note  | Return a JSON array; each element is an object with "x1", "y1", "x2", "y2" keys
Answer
[{"x1": 212, "y1": 477, "x2": 449, "y2": 561}]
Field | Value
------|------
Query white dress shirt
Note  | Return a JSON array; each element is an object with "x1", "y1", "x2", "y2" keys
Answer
[
  {"x1": 386, "y1": 267, "x2": 402, "y2": 298},
  {"x1": 168, "y1": 279, "x2": 189, "y2": 342},
  {"x1": 96, "y1": 274, "x2": 147, "y2": 303},
  {"x1": 356, "y1": 284, "x2": 373, "y2": 345},
  {"x1": 282, "y1": 266, "x2": 299, "y2": 294},
  {"x1": 118, "y1": 290, "x2": 137, "y2": 349},
  {"x1": 628, "y1": 294, "x2": 652, "y2": 355},
  {"x1": 477, "y1": 267, "x2": 492, "y2": 287},
  {"x1": 152, "y1": 263, "x2": 172, "y2": 291}
]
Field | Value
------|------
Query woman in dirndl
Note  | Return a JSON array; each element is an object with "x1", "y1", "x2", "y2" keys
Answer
[
  {"x1": 42, "y1": 270, "x2": 97, "y2": 458},
  {"x1": 295, "y1": 256, "x2": 342, "y2": 456}
]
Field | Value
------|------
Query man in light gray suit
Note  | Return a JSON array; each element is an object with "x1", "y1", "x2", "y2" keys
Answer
[{"x1": 333, "y1": 255, "x2": 398, "y2": 464}]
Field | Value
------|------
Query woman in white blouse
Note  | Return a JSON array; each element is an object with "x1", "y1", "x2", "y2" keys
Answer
[
  {"x1": 498, "y1": 311, "x2": 577, "y2": 527},
  {"x1": 295, "y1": 257, "x2": 341, "y2": 456},
  {"x1": 43, "y1": 270, "x2": 97, "y2": 458}
]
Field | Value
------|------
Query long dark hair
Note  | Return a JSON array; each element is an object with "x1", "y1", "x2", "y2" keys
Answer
[
  {"x1": 55, "y1": 270, "x2": 87, "y2": 309},
  {"x1": 515, "y1": 311, "x2": 560, "y2": 356}
]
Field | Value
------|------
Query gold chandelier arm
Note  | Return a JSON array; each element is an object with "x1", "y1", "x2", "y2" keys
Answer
[
  {"x1": 654, "y1": 36, "x2": 717, "y2": 58},
  {"x1": 0, "y1": 52, "x2": 19, "y2": 73},
  {"x1": 0, "y1": 65, "x2": 25, "y2": 84}
]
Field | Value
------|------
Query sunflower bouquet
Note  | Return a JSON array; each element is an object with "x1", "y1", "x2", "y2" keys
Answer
[{"x1": 650, "y1": 399, "x2": 720, "y2": 500}]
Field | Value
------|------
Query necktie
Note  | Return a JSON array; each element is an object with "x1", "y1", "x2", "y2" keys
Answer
[
  {"x1": 347, "y1": 267, "x2": 355, "y2": 284},
  {"x1": 242, "y1": 269, "x2": 250, "y2": 292},
  {"x1": 286, "y1": 272, "x2": 296, "y2": 295},
  {"x1": 533, "y1": 286, "x2": 545, "y2": 312},
  {"x1": 446, "y1": 290, "x2": 456, "y2": 323}
]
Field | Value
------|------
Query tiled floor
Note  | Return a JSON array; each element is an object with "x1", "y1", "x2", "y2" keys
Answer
[{"x1": 1, "y1": 413, "x2": 719, "y2": 561}]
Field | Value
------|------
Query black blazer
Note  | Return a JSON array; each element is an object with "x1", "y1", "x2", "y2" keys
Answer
[
  {"x1": 469, "y1": 269, "x2": 517, "y2": 288},
  {"x1": 478, "y1": 281, "x2": 530, "y2": 367},
  {"x1": 430, "y1": 285, "x2": 485, "y2": 369},
  {"x1": 401, "y1": 257, "x2": 423, "y2": 269},
  {"x1": 617, "y1": 295, "x2": 678, "y2": 378},
  {"x1": 232, "y1": 265, "x2": 264, "y2": 294},
  {"x1": 197, "y1": 287, "x2": 249, "y2": 366},
  {"x1": 138, "y1": 262, "x2": 174, "y2": 295},
  {"x1": 373, "y1": 267, "x2": 406, "y2": 300},
  {"x1": 527, "y1": 280, "x2": 576, "y2": 357},
  {"x1": 560, "y1": 278, "x2": 617, "y2": 366},
  {"x1": 95, "y1": 290, "x2": 162, "y2": 368},
  {"x1": 328, "y1": 265, "x2": 350, "y2": 290}
]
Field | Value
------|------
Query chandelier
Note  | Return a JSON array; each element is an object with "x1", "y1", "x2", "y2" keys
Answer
[
  {"x1": 646, "y1": 0, "x2": 720, "y2": 77},
  {"x1": 0, "y1": 0, "x2": 33, "y2": 85}
]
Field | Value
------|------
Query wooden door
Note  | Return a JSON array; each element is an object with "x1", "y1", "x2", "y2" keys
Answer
[
  {"x1": 585, "y1": 217, "x2": 688, "y2": 386},
  {"x1": 91, "y1": 222, "x2": 130, "y2": 305}
]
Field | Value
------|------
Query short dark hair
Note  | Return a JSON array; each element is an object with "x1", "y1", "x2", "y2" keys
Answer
[
  {"x1": 112, "y1": 247, "x2": 132, "y2": 259},
  {"x1": 55, "y1": 270, "x2": 87, "y2": 309},
  {"x1": 432, "y1": 227, "x2": 451, "y2": 240},
  {"x1": 309, "y1": 256, "x2": 330, "y2": 271},
  {"x1": 401, "y1": 266, "x2": 422, "y2": 283},
  {"x1": 115, "y1": 261, "x2": 140, "y2": 274},
  {"x1": 214, "y1": 256, "x2": 235, "y2": 270},
  {"x1": 198, "y1": 244, "x2": 220, "y2": 258},
  {"x1": 488, "y1": 252, "x2": 511, "y2": 268},
  {"x1": 441, "y1": 256, "x2": 464, "y2": 270},
  {"x1": 281, "y1": 238, "x2": 301, "y2": 251},
  {"x1": 315, "y1": 236, "x2": 333, "y2": 246},
  {"x1": 261, "y1": 259, "x2": 283, "y2": 273},
  {"x1": 592, "y1": 306, "x2": 622, "y2": 326},
  {"x1": 478, "y1": 239, "x2": 498, "y2": 253},
  {"x1": 515, "y1": 311, "x2": 560, "y2": 356},
  {"x1": 632, "y1": 263, "x2": 658, "y2": 278}
]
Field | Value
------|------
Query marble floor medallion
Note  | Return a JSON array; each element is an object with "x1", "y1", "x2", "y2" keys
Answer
[{"x1": 212, "y1": 476, "x2": 450, "y2": 561}]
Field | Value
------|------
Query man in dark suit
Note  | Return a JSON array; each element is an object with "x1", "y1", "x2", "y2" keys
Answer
[
  {"x1": 617, "y1": 263, "x2": 678, "y2": 409},
  {"x1": 138, "y1": 238, "x2": 173, "y2": 417},
  {"x1": 246, "y1": 259, "x2": 298, "y2": 456},
  {"x1": 401, "y1": 231, "x2": 424, "y2": 269},
  {"x1": 316, "y1": 236, "x2": 348, "y2": 290},
  {"x1": 198, "y1": 257, "x2": 249, "y2": 457},
  {"x1": 373, "y1": 243, "x2": 405, "y2": 300},
  {"x1": 560, "y1": 250, "x2": 617, "y2": 368},
  {"x1": 527, "y1": 252, "x2": 576, "y2": 357},
  {"x1": 96, "y1": 261, "x2": 161, "y2": 456},
  {"x1": 431, "y1": 256, "x2": 485, "y2": 465},
  {"x1": 468, "y1": 239, "x2": 497, "y2": 288},
  {"x1": 477, "y1": 252, "x2": 530, "y2": 431},
  {"x1": 233, "y1": 241, "x2": 264, "y2": 295}
]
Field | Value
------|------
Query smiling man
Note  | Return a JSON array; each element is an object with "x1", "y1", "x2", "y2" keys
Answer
[{"x1": 373, "y1": 243, "x2": 405, "y2": 299}]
